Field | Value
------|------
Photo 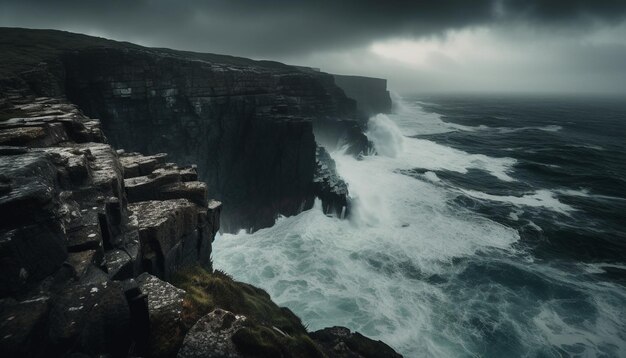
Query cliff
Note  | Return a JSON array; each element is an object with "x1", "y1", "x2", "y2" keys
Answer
[
  {"x1": 0, "y1": 28, "x2": 402, "y2": 357},
  {"x1": 0, "y1": 95, "x2": 401, "y2": 357},
  {"x1": 332, "y1": 74, "x2": 392, "y2": 117},
  {"x1": 0, "y1": 27, "x2": 369, "y2": 232}
]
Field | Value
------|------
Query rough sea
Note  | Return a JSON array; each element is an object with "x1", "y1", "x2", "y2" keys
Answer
[{"x1": 214, "y1": 94, "x2": 626, "y2": 357}]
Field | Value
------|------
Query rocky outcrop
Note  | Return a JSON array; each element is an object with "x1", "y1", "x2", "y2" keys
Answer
[
  {"x1": 314, "y1": 146, "x2": 349, "y2": 217},
  {"x1": 0, "y1": 95, "x2": 220, "y2": 357},
  {"x1": 178, "y1": 309, "x2": 248, "y2": 358},
  {"x1": 311, "y1": 326, "x2": 403, "y2": 358},
  {"x1": 332, "y1": 75, "x2": 392, "y2": 117}
]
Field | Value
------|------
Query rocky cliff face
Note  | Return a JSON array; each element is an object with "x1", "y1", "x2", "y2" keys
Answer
[
  {"x1": 332, "y1": 74, "x2": 392, "y2": 117},
  {"x1": 0, "y1": 95, "x2": 401, "y2": 358},
  {"x1": 0, "y1": 28, "x2": 370, "y2": 232},
  {"x1": 0, "y1": 28, "x2": 402, "y2": 357},
  {"x1": 0, "y1": 95, "x2": 220, "y2": 356}
]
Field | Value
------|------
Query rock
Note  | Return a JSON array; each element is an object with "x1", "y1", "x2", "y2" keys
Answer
[
  {"x1": 160, "y1": 181, "x2": 208, "y2": 207},
  {"x1": 311, "y1": 326, "x2": 403, "y2": 358},
  {"x1": 0, "y1": 151, "x2": 60, "y2": 229},
  {"x1": 104, "y1": 248, "x2": 135, "y2": 280},
  {"x1": 130, "y1": 199, "x2": 202, "y2": 278},
  {"x1": 0, "y1": 222, "x2": 67, "y2": 296},
  {"x1": 177, "y1": 309, "x2": 247, "y2": 358},
  {"x1": 119, "y1": 152, "x2": 168, "y2": 178},
  {"x1": 136, "y1": 272, "x2": 186, "y2": 357},
  {"x1": 125, "y1": 167, "x2": 182, "y2": 203},
  {"x1": 313, "y1": 146, "x2": 349, "y2": 217},
  {"x1": 47, "y1": 281, "x2": 132, "y2": 357},
  {"x1": 66, "y1": 249, "x2": 98, "y2": 279},
  {"x1": 0, "y1": 296, "x2": 50, "y2": 358},
  {"x1": 0, "y1": 122, "x2": 69, "y2": 147}
]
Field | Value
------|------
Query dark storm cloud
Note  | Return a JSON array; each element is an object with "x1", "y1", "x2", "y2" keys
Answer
[{"x1": 1, "y1": 0, "x2": 626, "y2": 57}]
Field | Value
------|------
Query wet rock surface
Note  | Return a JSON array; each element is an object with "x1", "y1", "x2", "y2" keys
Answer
[{"x1": 314, "y1": 146, "x2": 349, "y2": 217}]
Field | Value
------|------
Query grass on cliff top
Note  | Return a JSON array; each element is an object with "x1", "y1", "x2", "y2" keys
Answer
[
  {"x1": 172, "y1": 266, "x2": 324, "y2": 358},
  {"x1": 172, "y1": 266, "x2": 306, "y2": 335}
]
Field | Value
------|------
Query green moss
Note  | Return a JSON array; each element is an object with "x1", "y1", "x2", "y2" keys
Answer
[
  {"x1": 172, "y1": 266, "x2": 305, "y2": 335},
  {"x1": 231, "y1": 326, "x2": 323, "y2": 358},
  {"x1": 172, "y1": 266, "x2": 325, "y2": 357}
]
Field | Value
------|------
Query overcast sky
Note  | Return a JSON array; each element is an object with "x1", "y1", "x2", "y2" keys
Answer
[{"x1": 2, "y1": 0, "x2": 626, "y2": 94}]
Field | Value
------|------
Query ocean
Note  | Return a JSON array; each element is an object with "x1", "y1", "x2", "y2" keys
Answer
[{"x1": 213, "y1": 94, "x2": 626, "y2": 357}]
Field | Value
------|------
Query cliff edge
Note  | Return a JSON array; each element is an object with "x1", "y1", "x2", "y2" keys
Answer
[
  {"x1": 0, "y1": 95, "x2": 401, "y2": 357},
  {"x1": 0, "y1": 27, "x2": 374, "y2": 232},
  {"x1": 0, "y1": 28, "x2": 401, "y2": 357}
]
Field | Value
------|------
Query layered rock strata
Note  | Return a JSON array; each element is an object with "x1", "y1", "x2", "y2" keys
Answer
[{"x1": 0, "y1": 96, "x2": 220, "y2": 356}]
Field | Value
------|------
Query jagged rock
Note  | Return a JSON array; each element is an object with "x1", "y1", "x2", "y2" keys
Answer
[
  {"x1": 66, "y1": 250, "x2": 98, "y2": 279},
  {"x1": 177, "y1": 309, "x2": 247, "y2": 358},
  {"x1": 160, "y1": 181, "x2": 208, "y2": 207},
  {"x1": 0, "y1": 95, "x2": 223, "y2": 356},
  {"x1": 130, "y1": 199, "x2": 202, "y2": 278},
  {"x1": 119, "y1": 152, "x2": 168, "y2": 178},
  {"x1": 310, "y1": 326, "x2": 403, "y2": 358},
  {"x1": 0, "y1": 150, "x2": 61, "y2": 229},
  {"x1": 0, "y1": 122, "x2": 69, "y2": 147},
  {"x1": 313, "y1": 146, "x2": 349, "y2": 217},
  {"x1": 104, "y1": 248, "x2": 135, "y2": 280},
  {"x1": 137, "y1": 272, "x2": 186, "y2": 357},
  {"x1": 47, "y1": 281, "x2": 132, "y2": 357},
  {"x1": 125, "y1": 167, "x2": 183, "y2": 203}
]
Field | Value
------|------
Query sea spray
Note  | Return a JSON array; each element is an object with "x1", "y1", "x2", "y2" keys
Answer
[
  {"x1": 214, "y1": 96, "x2": 626, "y2": 357},
  {"x1": 365, "y1": 114, "x2": 404, "y2": 157}
]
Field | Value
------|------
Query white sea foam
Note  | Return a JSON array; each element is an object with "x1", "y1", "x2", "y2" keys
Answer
[
  {"x1": 366, "y1": 114, "x2": 404, "y2": 157},
  {"x1": 497, "y1": 125, "x2": 563, "y2": 133},
  {"x1": 213, "y1": 98, "x2": 626, "y2": 357},
  {"x1": 390, "y1": 96, "x2": 477, "y2": 136},
  {"x1": 214, "y1": 104, "x2": 524, "y2": 356},
  {"x1": 556, "y1": 188, "x2": 626, "y2": 202},
  {"x1": 460, "y1": 188, "x2": 576, "y2": 214},
  {"x1": 367, "y1": 113, "x2": 517, "y2": 182}
]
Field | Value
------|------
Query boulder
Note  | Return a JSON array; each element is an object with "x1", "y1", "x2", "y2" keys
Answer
[
  {"x1": 177, "y1": 309, "x2": 247, "y2": 358},
  {"x1": 310, "y1": 326, "x2": 403, "y2": 358},
  {"x1": 130, "y1": 199, "x2": 200, "y2": 278},
  {"x1": 137, "y1": 272, "x2": 186, "y2": 357}
]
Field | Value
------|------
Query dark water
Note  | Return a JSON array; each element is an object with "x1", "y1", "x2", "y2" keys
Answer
[
  {"x1": 416, "y1": 95, "x2": 626, "y2": 267},
  {"x1": 215, "y1": 95, "x2": 626, "y2": 357}
]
